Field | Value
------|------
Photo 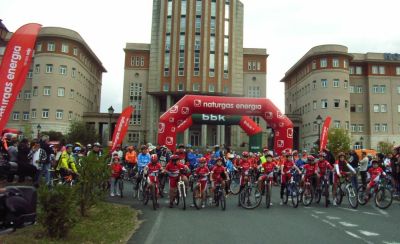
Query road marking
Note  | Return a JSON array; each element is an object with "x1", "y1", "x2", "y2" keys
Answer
[
  {"x1": 322, "y1": 219, "x2": 336, "y2": 227},
  {"x1": 326, "y1": 216, "x2": 341, "y2": 220},
  {"x1": 359, "y1": 230, "x2": 379, "y2": 237},
  {"x1": 345, "y1": 231, "x2": 361, "y2": 239},
  {"x1": 144, "y1": 210, "x2": 164, "y2": 244},
  {"x1": 339, "y1": 222, "x2": 358, "y2": 227},
  {"x1": 362, "y1": 211, "x2": 380, "y2": 216},
  {"x1": 311, "y1": 214, "x2": 320, "y2": 219},
  {"x1": 313, "y1": 210, "x2": 327, "y2": 214},
  {"x1": 339, "y1": 207, "x2": 358, "y2": 212},
  {"x1": 372, "y1": 206, "x2": 389, "y2": 217},
  {"x1": 383, "y1": 241, "x2": 400, "y2": 244}
]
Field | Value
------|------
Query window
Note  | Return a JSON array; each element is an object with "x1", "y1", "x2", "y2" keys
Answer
[
  {"x1": 372, "y1": 65, "x2": 378, "y2": 74},
  {"x1": 17, "y1": 92, "x2": 21, "y2": 99},
  {"x1": 163, "y1": 83, "x2": 169, "y2": 92},
  {"x1": 345, "y1": 121, "x2": 349, "y2": 130},
  {"x1": 398, "y1": 104, "x2": 400, "y2": 113},
  {"x1": 349, "y1": 85, "x2": 355, "y2": 93},
  {"x1": 73, "y1": 47, "x2": 78, "y2": 56},
  {"x1": 344, "y1": 100, "x2": 349, "y2": 109},
  {"x1": 373, "y1": 85, "x2": 379, "y2": 93},
  {"x1": 72, "y1": 68, "x2": 76, "y2": 78},
  {"x1": 356, "y1": 86, "x2": 363, "y2": 93},
  {"x1": 381, "y1": 104, "x2": 387, "y2": 113},
  {"x1": 43, "y1": 86, "x2": 51, "y2": 96},
  {"x1": 334, "y1": 99, "x2": 340, "y2": 108},
  {"x1": 358, "y1": 124, "x2": 364, "y2": 132},
  {"x1": 344, "y1": 80, "x2": 348, "y2": 88},
  {"x1": 69, "y1": 111, "x2": 73, "y2": 120},
  {"x1": 396, "y1": 67, "x2": 400, "y2": 75},
  {"x1": 179, "y1": 35, "x2": 185, "y2": 50},
  {"x1": 177, "y1": 83, "x2": 184, "y2": 91},
  {"x1": 333, "y1": 79, "x2": 339, "y2": 87},
  {"x1": 61, "y1": 43, "x2": 69, "y2": 53},
  {"x1": 27, "y1": 70, "x2": 33, "y2": 78},
  {"x1": 12, "y1": 112, "x2": 19, "y2": 120},
  {"x1": 194, "y1": 35, "x2": 201, "y2": 51},
  {"x1": 36, "y1": 42, "x2": 42, "y2": 52},
  {"x1": 312, "y1": 80, "x2": 316, "y2": 89},
  {"x1": 129, "y1": 83, "x2": 143, "y2": 125},
  {"x1": 223, "y1": 85, "x2": 229, "y2": 94},
  {"x1": 164, "y1": 54, "x2": 170, "y2": 76},
  {"x1": 35, "y1": 64, "x2": 40, "y2": 73},
  {"x1": 344, "y1": 59, "x2": 348, "y2": 69},
  {"x1": 321, "y1": 99, "x2": 328, "y2": 109},
  {"x1": 194, "y1": 52, "x2": 200, "y2": 76},
  {"x1": 320, "y1": 58, "x2": 327, "y2": 68},
  {"x1": 33, "y1": 86, "x2": 38, "y2": 96},
  {"x1": 57, "y1": 87, "x2": 65, "y2": 97},
  {"x1": 128, "y1": 132, "x2": 140, "y2": 144},
  {"x1": 209, "y1": 53, "x2": 215, "y2": 71},
  {"x1": 397, "y1": 86, "x2": 400, "y2": 94},
  {"x1": 24, "y1": 90, "x2": 31, "y2": 99},
  {"x1": 350, "y1": 104, "x2": 356, "y2": 112},
  {"x1": 351, "y1": 124, "x2": 357, "y2": 132},
  {"x1": 59, "y1": 65, "x2": 67, "y2": 75},
  {"x1": 31, "y1": 109, "x2": 37, "y2": 119},
  {"x1": 373, "y1": 104, "x2": 380, "y2": 112},
  {"x1": 356, "y1": 104, "x2": 363, "y2": 112},
  {"x1": 56, "y1": 110, "x2": 63, "y2": 120},
  {"x1": 313, "y1": 100, "x2": 317, "y2": 110},
  {"x1": 211, "y1": 1, "x2": 216, "y2": 17},
  {"x1": 224, "y1": 20, "x2": 229, "y2": 36},
  {"x1": 210, "y1": 36, "x2": 215, "y2": 52},
  {"x1": 349, "y1": 66, "x2": 354, "y2": 74},
  {"x1": 321, "y1": 79, "x2": 327, "y2": 88},
  {"x1": 180, "y1": 16, "x2": 186, "y2": 32},
  {"x1": 312, "y1": 60, "x2": 316, "y2": 70},
  {"x1": 332, "y1": 58, "x2": 339, "y2": 67},
  {"x1": 374, "y1": 123, "x2": 380, "y2": 132},
  {"x1": 209, "y1": 84, "x2": 215, "y2": 92},
  {"x1": 166, "y1": 18, "x2": 172, "y2": 33},
  {"x1": 45, "y1": 64, "x2": 53, "y2": 73},
  {"x1": 248, "y1": 86, "x2": 261, "y2": 97},
  {"x1": 210, "y1": 19, "x2": 216, "y2": 35},
  {"x1": 380, "y1": 85, "x2": 386, "y2": 93},
  {"x1": 334, "y1": 120, "x2": 340, "y2": 128},
  {"x1": 196, "y1": 0, "x2": 202, "y2": 15},
  {"x1": 193, "y1": 83, "x2": 200, "y2": 92},
  {"x1": 195, "y1": 17, "x2": 201, "y2": 33},
  {"x1": 42, "y1": 109, "x2": 49, "y2": 119},
  {"x1": 379, "y1": 66, "x2": 385, "y2": 75},
  {"x1": 382, "y1": 124, "x2": 388, "y2": 132},
  {"x1": 181, "y1": 0, "x2": 186, "y2": 15},
  {"x1": 23, "y1": 112, "x2": 29, "y2": 121},
  {"x1": 167, "y1": 0, "x2": 172, "y2": 16},
  {"x1": 47, "y1": 42, "x2": 55, "y2": 51},
  {"x1": 178, "y1": 52, "x2": 185, "y2": 76},
  {"x1": 356, "y1": 66, "x2": 362, "y2": 75}
]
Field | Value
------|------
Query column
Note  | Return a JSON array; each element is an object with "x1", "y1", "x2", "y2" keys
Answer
[
  {"x1": 166, "y1": 95, "x2": 172, "y2": 109},
  {"x1": 184, "y1": 129, "x2": 189, "y2": 146},
  {"x1": 220, "y1": 125, "x2": 225, "y2": 147},
  {"x1": 201, "y1": 124, "x2": 207, "y2": 147},
  {"x1": 216, "y1": 125, "x2": 221, "y2": 146},
  {"x1": 148, "y1": 95, "x2": 155, "y2": 143}
]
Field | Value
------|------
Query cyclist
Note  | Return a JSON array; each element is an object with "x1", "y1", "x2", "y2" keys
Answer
[
  {"x1": 301, "y1": 155, "x2": 319, "y2": 192},
  {"x1": 165, "y1": 154, "x2": 189, "y2": 208},
  {"x1": 332, "y1": 152, "x2": 356, "y2": 206},
  {"x1": 136, "y1": 145, "x2": 151, "y2": 190},
  {"x1": 125, "y1": 146, "x2": 137, "y2": 178},
  {"x1": 257, "y1": 152, "x2": 276, "y2": 198},
  {"x1": 239, "y1": 151, "x2": 252, "y2": 187},
  {"x1": 157, "y1": 145, "x2": 170, "y2": 196},
  {"x1": 110, "y1": 156, "x2": 124, "y2": 197},
  {"x1": 210, "y1": 157, "x2": 229, "y2": 203},
  {"x1": 56, "y1": 144, "x2": 79, "y2": 183},
  {"x1": 280, "y1": 152, "x2": 302, "y2": 205},
  {"x1": 193, "y1": 157, "x2": 210, "y2": 208},
  {"x1": 144, "y1": 154, "x2": 162, "y2": 205},
  {"x1": 317, "y1": 153, "x2": 333, "y2": 187},
  {"x1": 364, "y1": 159, "x2": 386, "y2": 200}
]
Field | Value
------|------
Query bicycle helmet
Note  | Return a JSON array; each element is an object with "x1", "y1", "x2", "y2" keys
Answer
[
  {"x1": 338, "y1": 152, "x2": 346, "y2": 157},
  {"x1": 292, "y1": 150, "x2": 298, "y2": 155},
  {"x1": 199, "y1": 157, "x2": 207, "y2": 164},
  {"x1": 151, "y1": 154, "x2": 158, "y2": 162},
  {"x1": 307, "y1": 155, "x2": 315, "y2": 161},
  {"x1": 73, "y1": 147, "x2": 81, "y2": 153},
  {"x1": 140, "y1": 145, "x2": 147, "y2": 151},
  {"x1": 242, "y1": 151, "x2": 249, "y2": 157},
  {"x1": 263, "y1": 148, "x2": 269, "y2": 153},
  {"x1": 66, "y1": 144, "x2": 73, "y2": 148},
  {"x1": 93, "y1": 142, "x2": 101, "y2": 147},
  {"x1": 170, "y1": 154, "x2": 179, "y2": 161}
]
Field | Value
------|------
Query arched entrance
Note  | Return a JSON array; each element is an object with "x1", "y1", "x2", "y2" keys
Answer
[{"x1": 158, "y1": 95, "x2": 293, "y2": 155}]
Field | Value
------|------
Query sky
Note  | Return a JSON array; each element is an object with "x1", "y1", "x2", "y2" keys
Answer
[{"x1": 1, "y1": 0, "x2": 400, "y2": 113}]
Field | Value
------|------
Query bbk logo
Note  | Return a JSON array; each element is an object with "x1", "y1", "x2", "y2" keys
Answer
[
  {"x1": 181, "y1": 107, "x2": 190, "y2": 115},
  {"x1": 194, "y1": 99, "x2": 202, "y2": 107},
  {"x1": 265, "y1": 112, "x2": 273, "y2": 119},
  {"x1": 202, "y1": 114, "x2": 226, "y2": 121},
  {"x1": 158, "y1": 123, "x2": 165, "y2": 133},
  {"x1": 287, "y1": 128, "x2": 293, "y2": 138},
  {"x1": 166, "y1": 137, "x2": 174, "y2": 145},
  {"x1": 277, "y1": 140, "x2": 284, "y2": 148},
  {"x1": 170, "y1": 105, "x2": 179, "y2": 114}
]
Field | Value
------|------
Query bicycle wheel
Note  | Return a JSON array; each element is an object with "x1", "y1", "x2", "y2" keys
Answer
[
  {"x1": 230, "y1": 172, "x2": 241, "y2": 195},
  {"x1": 315, "y1": 188, "x2": 321, "y2": 204},
  {"x1": 240, "y1": 185, "x2": 262, "y2": 209},
  {"x1": 302, "y1": 184, "x2": 313, "y2": 206},
  {"x1": 193, "y1": 184, "x2": 202, "y2": 210},
  {"x1": 265, "y1": 181, "x2": 271, "y2": 209},
  {"x1": 375, "y1": 187, "x2": 392, "y2": 209},
  {"x1": 143, "y1": 188, "x2": 149, "y2": 205},
  {"x1": 357, "y1": 185, "x2": 368, "y2": 205},
  {"x1": 335, "y1": 186, "x2": 343, "y2": 205},
  {"x1": 283, "y1": 186, "x2": 289, "y2": 204},
  {"x1": 220, "y1": 189, "x2": 226, "y2": 211},
  {"x1": 347, "y1": 185, "x2": 358, "y2": 209},
  {"x1": 119, "y1": 180, "x2": 124, "y2": 198},
  {"x1": 180, "y1": 184, "x2": 186, "y2": 210},
  {"x1": 291, "y1": 184, "x2": 299, "y2": 208},
  {"x1": 138, "y1": 181, "x2": 145, "y2": 201},
  {"x1": 324, "y1": 183, "x2": 329, "y2": 208},
  {"x1": 151, "y1": 185, "x2": 157, "y2": 210}
]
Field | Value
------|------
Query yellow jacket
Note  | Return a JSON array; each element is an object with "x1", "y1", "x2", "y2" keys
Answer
[{"x1": 57, "y1": 151, "x2": 78, "y2": 174}]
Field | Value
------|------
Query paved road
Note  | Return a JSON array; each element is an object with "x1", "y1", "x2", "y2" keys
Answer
[{"x1": 107, "y1": 183, "x2": 400, "y2": 244}]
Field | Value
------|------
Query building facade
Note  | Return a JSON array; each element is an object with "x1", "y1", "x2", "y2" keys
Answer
[
  {"x1": 282, "y1": 44, "x2": 400, "y2": 151},
  {"x1": 123, "y1": 0, "x2": 268, "y2": 148},
  {"x1": 1, "y1": 24, "x2": 106, "y2": 135}
]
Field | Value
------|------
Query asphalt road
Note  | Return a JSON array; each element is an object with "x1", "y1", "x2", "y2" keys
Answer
[{"x1": 107, "y1": 183, "x2": 400, "y2": 244}]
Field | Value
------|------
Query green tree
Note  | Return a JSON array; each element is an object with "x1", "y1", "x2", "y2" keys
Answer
[
  {"x1": 327, "y1": 128, "x2": 351, "y2": 157},
  {"x1": 66, "y1": 120, "x2": 99, "y2": 145},
  {"x1": 377, "y1": 141, "x2": 394, "y2": 155},
  {"x1": 41, "y1": 130, "x2": 65, "y2": 141}
]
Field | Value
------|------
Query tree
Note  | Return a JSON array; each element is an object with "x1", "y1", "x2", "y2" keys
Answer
[
  {"x1": 377, "y1": 141, "x2": 394, "y2": 155},
  {"x1": 41, "y1": 130, "x2": 65, "y2": 142},
  {"x1": 327, "y1": 128, "x2": 351, "y2": 157},
  {"x1": 66, "y1": 121, "x2": 99, "y2": 145}
]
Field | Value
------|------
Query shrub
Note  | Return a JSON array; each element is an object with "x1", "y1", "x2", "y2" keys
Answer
[{"x1": 38, "y1": 184, "x2": 77, "y2": 239}]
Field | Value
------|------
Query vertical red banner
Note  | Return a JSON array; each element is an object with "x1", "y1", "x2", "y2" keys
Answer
[
  {"x1": 320, "y1": 116, "x2": 332, "y2": 152},
  {"x1": 0, "y1": 23, "x2": 41, "y2": 131},
  {"x1": 111, "y1": 106, "x2": 134, "y2": 151}
]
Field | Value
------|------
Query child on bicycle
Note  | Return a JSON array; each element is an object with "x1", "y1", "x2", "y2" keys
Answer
[
  {"x1": 144, "y1": 154, "x2": 162, "y2": 202},
  {"x1": 332, "y1": 152, "x2": 356, "y2": 206},
  {"x1": 317, "y1": 153, "x2": 333, "y2": 186},
  {"x1": 193, "y1": 157, "x2": 210, "y2": 208},
  {"x1": 364, "y1": 159, "x2": 386, "y2": 200},
  {"x1": 165, "y1": 154, "x2": 189, "y2": 208},
  {"x1": 210, "y1": 158, "x2": 230, "y2": 203},
  {"x1": 301, "y1": 155, "x2": 319, "y2": 191},
  {"x1": 239, "y1": 151, "x2": 252, "y2": 187},
  {"x1": 110, "y1": 157, "x2": 124, "y2": 197},
  {"x1": 257, "y1": 153, "x2": 276, "y2": 197},
  {"x1": 280, "y1": 152, "x2": 302, "y2": 205}
]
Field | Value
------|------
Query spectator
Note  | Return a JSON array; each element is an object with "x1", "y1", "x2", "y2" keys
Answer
[
  {"x1": 359, "y1": 151, "x2": 369, "y2": 187},
  {"x1": 27, "y1": 140, "x2": 47, "y2": 187},
  {"x1": 7, "y1": 139, "x2": 18, "y2": 182},
  {"x1": 39, "y1": 135, "x2": 54, "y2": 185},
  {"x1": 17, "y1": 138, "x2": 32, "y2": 182},
  {"x1": 348, "y1": 150, "x2": 360, "y2": 189}
]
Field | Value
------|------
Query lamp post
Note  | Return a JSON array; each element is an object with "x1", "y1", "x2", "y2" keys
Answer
[
  {"x1": 315, "y1": 115, "x2": 323, "y2": 149},
  {"x1": 36, "y1": 124, "x2": 41, "y2": 139},
  {"x1": 360, "y1": 136, "x2": 364, "y2": 149},
  {"x1": 108, "y1": 106, "x2": 114, "y2": 141}
]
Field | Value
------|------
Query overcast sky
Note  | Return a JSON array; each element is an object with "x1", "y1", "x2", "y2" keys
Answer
[{"x1": 1, "y1": 0, "x2": 400, "y2": 113}]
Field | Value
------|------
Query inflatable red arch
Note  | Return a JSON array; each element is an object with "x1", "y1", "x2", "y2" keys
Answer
[{"x1": 157, "y1": 95, "x2": 293, "y2": 155}]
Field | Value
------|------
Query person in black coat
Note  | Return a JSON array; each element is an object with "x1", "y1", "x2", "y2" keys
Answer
[{"x1": 17, "y1": 139, "x2": 33, "y2": 182}]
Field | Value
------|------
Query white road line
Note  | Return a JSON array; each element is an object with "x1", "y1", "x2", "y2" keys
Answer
[
  {"x1": 339, "y1": 222, "x2": 358, "y2": 227},
  {"x1": 311, "y1": 214, "x2": 319, "y2": 219},
  {"x1": 345, "y1": 231, "x2": 361, "y2": 239},
  {"x1": 144, "y1": 210, "x2": 164, "y2": 244},
  {"x1": 362, "y1": 211, "x2": 380, "y2": 216},
  {"x1": 339, "y1": 207, "x2": 358, "y2": 212},
  {"x1": 359, "y1": 230, "x2": 380, "y2": 237},
  {"x1": 313, "y1": 210, "x2": 327, "y2": 214},
  {"x1": 322, "y1": 219, "x2": 336, "y2": 227},
  {"x1": 372, "y1": 206, "x2": 389, "y2": 217},
  {"x1": 326, "y1": 216, "x2": 341, "y2": 220},
  {"x1": 383, "y1": 241, "x2": 400, "y2": 244}
]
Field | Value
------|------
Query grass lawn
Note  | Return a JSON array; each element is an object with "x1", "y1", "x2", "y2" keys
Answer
[{"x1": 0, "y1": 201, "x2": 139, "y2": 244}]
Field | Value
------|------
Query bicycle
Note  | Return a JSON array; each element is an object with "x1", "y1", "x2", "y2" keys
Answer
[
  {"x1": 282, "y1": 170, "x2": 299, "y2": 208},
  {"x1": 315, "y1": 171, "x2": 330, "y2": 208},
  {"x1": 229, "y1": 168, "x2": 241, "y2": 195},
  {"x1": 213, "y1": 182, "x2": 226, "y2": 210},
  {"x1": 173, "y1": 173, "x2": 187, "y2": 210},
  {"x1": 335, "y1": 173, "x2": 358, "y2": 209},
  {"x1": 239, "y1": 168, "x2": 262, "y2": 209},
  {"x1": 143, "y1": 171, "x2": 159, "y2": 210},
  {"x1": 116, "y1": 170, "x2": 125, "y2": 198},
  {"x1": 302, "y1": 176, "x2": 316, "y2": 206},
  {"x1": 357, "y1": 176, "x2": 393, "y2": 209},
  {"x1": 260, "y1": 172, "x2": 274, "y2": 208},
  {"x1": 193, "y1": 174, "x2": 209, "y2": 210}
]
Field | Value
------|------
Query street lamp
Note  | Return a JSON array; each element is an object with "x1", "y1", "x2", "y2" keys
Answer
[
  {"x1": 315, "y1": 115, "x2": 323, "y2": 149},
  {"x1": 360, "y1": 136, "x2": 364, "y2": 149},
  {"x1": 108, "y1": 106, "x2": 114, "y2": 141},
  {"x1": 36, "y1": 124, "x2": 41, "y2": 139}
]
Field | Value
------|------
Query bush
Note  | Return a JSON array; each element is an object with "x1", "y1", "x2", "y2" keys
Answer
[{"x1": 38, "y1": 184, "x2": 77, "y2": 239}]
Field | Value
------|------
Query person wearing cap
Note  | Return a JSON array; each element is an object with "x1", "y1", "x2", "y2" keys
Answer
[
  {"x1": 88, "y1": 142, "x2": 102, "y2": 158},
  {"x1": 359, "y1": 150, "x2": 369, "y2": 187},
  {"x1": 165, "y1": 154, "x2": 189, "y2": 208},
  {"x1": 365, "y1": 159, "x2": 386, "y2": 196},
  {"x1": 301, "y1": 155, "x2": 319, "y2": 192},
  {"x1": 257, "y1": 152, "x2": 276, "y2": 200},
  {"x1": 280, "y1": 152, "x2": 302, "y2": 205},
  {"x1": 110, "y1": 156, "x2": 124, "y2": 197},
  {"x1": 56, "y1": 144, "x2": 79, "y2": 183},
  {"x1": 210, "y1": 157, "x2": 229, "y2": 203},
  {"x1": 332, "y1": 152, "x2": 356, "y2": 206},
  {"x1": 125, "y1": 146, "x2": 138, "y2": 178}
]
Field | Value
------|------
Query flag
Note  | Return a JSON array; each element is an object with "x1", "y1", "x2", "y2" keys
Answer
[
  {"x1": 111, "y1": 106, "x2": 134, "y2": 151},
  {"x1": 320, "y1": 116, "x2": 332, "y2": 151}
]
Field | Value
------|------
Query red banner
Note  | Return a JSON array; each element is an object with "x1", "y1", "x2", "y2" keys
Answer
[
  {"x1": 0, "y1": 23, "x2": 41, "y2": 131},
  {"x1": 239, "y1": 116, "x2": 262, "y2": 136},
  {"x1": 111, "y1": 106, "x2": 134, "y2": 151},
  {"x1": 320, "y1": 116, "x2": 332, "y2": 152}
]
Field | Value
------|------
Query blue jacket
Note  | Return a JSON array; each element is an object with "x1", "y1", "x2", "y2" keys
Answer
[
  {"x1": 187, "y1": 152, "x2": 198, "y2": 171},
  {"x1": 138, "y1": 153, "x2": 151, "y2": 171}
]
